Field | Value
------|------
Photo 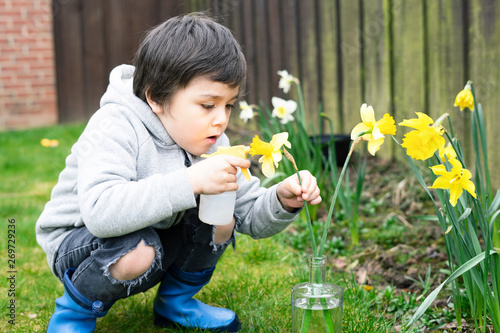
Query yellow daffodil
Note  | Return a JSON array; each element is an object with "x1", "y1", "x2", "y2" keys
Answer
[
  {"x1": 41, "y1": 138, "x2": 59, "y2": 147},
  {"x1": 350, "y1": 103, "x2": 396, "y2": 156},
  {"x1": 438, "y1": 143, "x2": 457, "y2": 163},
  {"x1": 277, "y1": 70, "x2": 298, "y2": 93},
  {"x1": 399, "y1": 112, "x2": 445, "y2": 160},
  {"x1": 429, "y1": 157, "x2": 477, "y2": 206},
  {"x1": 454, "y1": 82, "x2": 474, "y2": 111},
  {"x1": 238, "y1": 101, "x2": 257, "y2": 123},
  {"x1": 201, "y1": 145, "x2": 251, "y2": 181},
  {"x1": 249, "y1": 132, "x2": 291, "y2": 177},
  {"x1": 271, "y1": 97, "x2": 297, "y2": 124}
]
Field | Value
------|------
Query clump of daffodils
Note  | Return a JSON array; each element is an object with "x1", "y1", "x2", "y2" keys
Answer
[{"x1": 398, "y1": 111, "x2": 476, "y2": 207}]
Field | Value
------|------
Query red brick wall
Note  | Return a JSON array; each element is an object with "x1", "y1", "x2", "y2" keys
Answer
[{"x1": 0, "y1": 0, "x2": 58, "y2": 130}]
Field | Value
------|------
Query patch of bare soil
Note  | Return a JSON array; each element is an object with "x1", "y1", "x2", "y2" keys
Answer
[{"x1": 348, "y1": 156, "x2": 447, "y2": 288}]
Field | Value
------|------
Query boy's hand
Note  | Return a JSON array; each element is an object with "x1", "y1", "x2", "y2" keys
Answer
[
  {"x1": 276, "y1": 170, "x2": 321, "y2": 212},
  {"x1": 187, "y1": 155, "x2": 251, "y2": 195}
]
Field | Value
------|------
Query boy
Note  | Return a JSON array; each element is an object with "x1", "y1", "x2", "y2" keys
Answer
[{"x1": 36, "y1": 12, "x2": 321, "y2": 332}]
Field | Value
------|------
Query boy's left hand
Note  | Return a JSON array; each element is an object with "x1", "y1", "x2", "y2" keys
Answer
[{"x1": 276, "y1": 170, "x2": 321, "y2": 212}]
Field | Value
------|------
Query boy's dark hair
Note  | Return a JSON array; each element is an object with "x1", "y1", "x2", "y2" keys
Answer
[{"x1": 133, "y1": 12, "x2": 247, "y2": 107}]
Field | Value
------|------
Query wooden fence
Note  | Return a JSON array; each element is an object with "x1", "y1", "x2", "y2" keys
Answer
[{"x1": 53, "y1": 0, "x2": 500, "y2": 188}]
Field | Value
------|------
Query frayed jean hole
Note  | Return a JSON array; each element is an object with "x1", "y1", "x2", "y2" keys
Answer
[{"x1": 104, "y1": 239, "x2": 161, "y2": 282}]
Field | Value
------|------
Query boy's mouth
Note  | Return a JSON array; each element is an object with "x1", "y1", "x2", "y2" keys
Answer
[{"x1": 206, "y1": 135, "x2": 219, "y2": 144}]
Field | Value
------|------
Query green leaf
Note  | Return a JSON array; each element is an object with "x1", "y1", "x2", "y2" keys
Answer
[
  {"x1": 457, "y1": 207, "x2": 472, "y2": 224},
  {"x1": 488, "y1": 190, "x2": 500, "y2": 217},
  {"x1": 405, "y1": 250, "x2": 496, "y2": 329},
  {"x1": 492, "y1": 210, "x2": 500, "y2": 256}
]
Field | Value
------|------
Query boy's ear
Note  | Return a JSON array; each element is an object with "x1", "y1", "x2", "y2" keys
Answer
[{"x1": 145, "y1": 90, "x2": 163, "y2": 114}]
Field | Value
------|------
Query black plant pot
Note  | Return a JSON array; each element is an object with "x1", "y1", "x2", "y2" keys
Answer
[{"x1": 309, "y1": 134, "x2": 351, "y2": 167}]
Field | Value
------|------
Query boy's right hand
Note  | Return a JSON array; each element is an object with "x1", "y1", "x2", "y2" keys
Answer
[{"x1": 186, "y1": 155, "x2": 251, "y2": 195}]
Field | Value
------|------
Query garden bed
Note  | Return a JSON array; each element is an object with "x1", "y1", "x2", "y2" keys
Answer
[{"x1": 288, "y1": 156, "x2": 483, "y2": 332}]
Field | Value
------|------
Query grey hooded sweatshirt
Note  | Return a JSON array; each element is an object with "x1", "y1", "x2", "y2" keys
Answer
[{"x1": 36, "y1": 64, "x2": 299, "y2": 274}]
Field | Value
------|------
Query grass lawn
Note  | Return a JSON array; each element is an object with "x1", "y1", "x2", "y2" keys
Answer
[{"x1": 1, "y1": 123, "x2": 449, "y2": 332}]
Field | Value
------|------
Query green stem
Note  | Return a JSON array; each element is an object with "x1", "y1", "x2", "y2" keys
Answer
[
  {"x1": 295, "y1": 170, "x2": 318, "y2": 257},
  {"x1": 299, "y1": 308, "x2": 334, "y2": 333},
  {"x1": 295, "y1": 170, "x2": 335, "y2": 332},
  {"x1": 470, "y1": 82, "x2": 492, "y2": 199},
  {"x1": 296, "y1": 82, "x2": 307, "y2": 126},
  {"x1": 319, "y1": 151, "x2": 353, "y2": 256},
  {"x1": 300, "y1": 309, "x2": 312, "y2": 333}
]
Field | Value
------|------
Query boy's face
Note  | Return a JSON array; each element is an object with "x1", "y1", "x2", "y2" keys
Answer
[{"x1": 148, "y1": 76, "x2": 239, "y2": 156}]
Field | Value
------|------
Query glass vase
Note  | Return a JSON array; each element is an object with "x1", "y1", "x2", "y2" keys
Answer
[{"x1": 291, "y1": 255, "x2": 343, "y2": 333}]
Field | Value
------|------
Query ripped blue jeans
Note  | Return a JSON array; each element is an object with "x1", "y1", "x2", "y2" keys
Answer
[{"x1": 53, "y1": 207, "x2": 235, "y2": 303}]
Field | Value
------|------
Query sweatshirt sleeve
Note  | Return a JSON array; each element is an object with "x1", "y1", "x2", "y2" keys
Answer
[
  {"x1": 76, "y1": 112, "x2": 196, "y2": 238},
  {"x1": 234, "y1": 173, "x2": 300, "y2": 239}
]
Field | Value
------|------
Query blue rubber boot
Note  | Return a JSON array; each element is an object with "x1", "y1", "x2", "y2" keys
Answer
[
  {"x1": 47, "y1": 268, "x2": 114, "y2": 333},
  {"x1": 153, "y1": 265, "x2": 240, "y2": 332}
]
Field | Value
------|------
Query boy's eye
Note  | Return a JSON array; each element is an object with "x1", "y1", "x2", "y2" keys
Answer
[
  {"x1": 226, "y1": 104, "x2": 235, "y2": 110},
  {"x1": 202, "y1": 104, "x2": 215, "y2": 110}
]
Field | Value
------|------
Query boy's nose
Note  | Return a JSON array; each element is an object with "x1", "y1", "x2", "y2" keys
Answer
[{"x1": 212, "y1": 107, "x2": 229, "y2": 126}]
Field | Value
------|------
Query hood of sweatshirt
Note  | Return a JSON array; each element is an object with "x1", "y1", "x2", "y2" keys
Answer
[{"x1": 99, "y1": 64, "x2": 176, "y2": 149}]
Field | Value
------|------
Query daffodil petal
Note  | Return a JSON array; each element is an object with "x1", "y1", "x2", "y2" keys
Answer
[
  {"x1": 241, "y1": 168, "x2": 251, "y2": 181},
  {"x1": 429, "y1": 164, "x2": 447, "y2": 176},
  {"x1": 271, "y1": 96, "x2": 286, "y2": 108},
  {"x1": 272, "y1": 151, "x2": 282, "y2": 166},
  {"x1": 449, "y1": 158, "x2": 463, "y2": 174},
  {"x1": 449, "y1": 187, "x2": 462, "y2": 206},
  {"x1": 372, "y1": 125, "x2": 385, "y2": 141},
  {"x1": 429, "y1": 176, "x2": 451, "y2": 189},
  {"x1": 367, "y1": 138, "x2": 384, "y2": 156},
  {"x1": 201, "y1": 145, "x2": 250, "y2": 159},
  {"x1": 351, "y1": 123, "x2": 371, "y2": 139},
  {"x1": 360, "y1": 104, "x2": 375, "y2": 123},
  {"x1": 400, "y1": 112, "x2": 434, "y2": 130},
  {"x1": 462, "y1": 179, "x2": 477, "y2": 198},
  {"x1": 261, "y1": 157, "x2": 275, "y2": 177},
  {"x1": 270, "y1": 132, "x2": 289, "y2": 148},
  {"x1": 285, "y1": 100, "x2": 297, "y2": 113}
]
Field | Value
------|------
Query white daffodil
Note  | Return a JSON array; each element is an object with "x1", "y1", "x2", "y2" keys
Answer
[
  {"x1": 271, "y1": 97, "x2": 297, "y2": 124},
  {"x1": 238, "y1": 101, "x2": 256, "y2": 123},
  {"x1": 277, "y1": 70, "x2": 297, "y2": 94}
]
